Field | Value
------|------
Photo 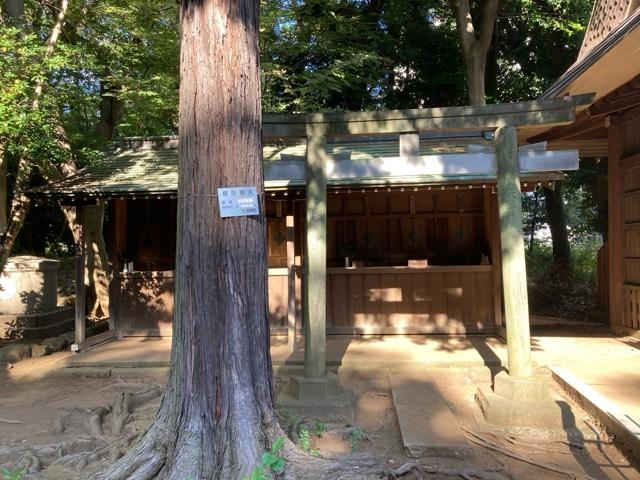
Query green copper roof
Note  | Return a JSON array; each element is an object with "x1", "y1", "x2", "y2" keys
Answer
[
  {"x1": 31, "y1": 136, "x2": 568, "y2": 198},
  {"x1": 33, "y1": 147, "x2": 180, "y2": 196}
]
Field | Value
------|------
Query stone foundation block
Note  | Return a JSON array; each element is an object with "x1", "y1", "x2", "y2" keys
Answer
[
  {"x1": 476, "y1": 385, "x2": 567, "y2": 429},
  {"x1": 277, "y1": 372, "x2": 355, "y2": 421},
  {"x1": 493, "y1": 370, "x2": 550, "y2": 402},
  {"x1": 288, "y1": 372, "x2": 343, "y2": 400},
  {"x1": 477, "y1": 371, "x2": 569, "y2": 429}
]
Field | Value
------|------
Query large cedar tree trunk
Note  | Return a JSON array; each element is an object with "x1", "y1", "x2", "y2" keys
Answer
[{"x1": 92, "y1": 0, "x2": 277, "y2": 478}]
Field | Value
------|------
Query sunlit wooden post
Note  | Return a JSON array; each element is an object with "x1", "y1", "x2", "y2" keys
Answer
[
  {"x1": 72, "y1": 206, "x2": 86, "y2": 351},
  {"x1": 286, "y1": 211, "x2": 296, "y2": 352},
  {"x1": 304, "y1": 126, "x2": 327, "y2": 378},
  {"x1": 495, "y1": 125, "x2": 532, "y2": 378}
]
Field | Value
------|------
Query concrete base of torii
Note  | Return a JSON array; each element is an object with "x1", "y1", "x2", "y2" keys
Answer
[
  {"x1": 276, "y1": 372, "x2": 355, "y2": 421},
  {"x1": 476, "y1": 371, "x2": 566, "y2": 429}
]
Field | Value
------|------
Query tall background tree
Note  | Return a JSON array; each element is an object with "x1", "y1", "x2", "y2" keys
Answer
[
  {"x1": 450, "y1": 0, "x2": 499, "y2": 106},
  {"x1": 495, "y1": 0, "x2": 593, "y2": 274},
  {"x1": 0, "y1": 0, "x2": 178, "y2": 316}
]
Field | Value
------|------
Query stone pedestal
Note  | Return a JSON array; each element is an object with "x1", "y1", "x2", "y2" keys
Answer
[
  {"x1": 476, "y1": 371, "x2": 566, "y2": 429},
  {"x1": 0, "y1": 256, "x2": 59, "y2": 315},
  {"x1": 0, "y1": 256, "x2": 69, "y2": 342},
  {"x1": 276, "y1": 372, "x2": 355, "y2": 421}
]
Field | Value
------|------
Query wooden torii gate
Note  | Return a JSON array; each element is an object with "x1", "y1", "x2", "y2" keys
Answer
[{"x1": 265, "y1": 93, "x2": 593, "y2": 421}]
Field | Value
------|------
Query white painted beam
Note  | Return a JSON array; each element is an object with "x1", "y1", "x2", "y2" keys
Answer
[{"x1": 263, "y1": 149, "x2": 579, "y2": 183}]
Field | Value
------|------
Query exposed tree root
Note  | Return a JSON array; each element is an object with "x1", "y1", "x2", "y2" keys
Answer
[
  {"x1": 0, "y1": 385, "x2": 162, "y2": 476},
  {"x1": 386, "y1": 462, "x2": 507, "y2": 480},
  {"x1": 0, "y1": 437, "x2": 108, "y2": 474},
  {"x1": 279, "y1": 435, "x2": 385, "y2": 480},
  {"x1": 89, "y1": 424, "x2": 171, "y2": 480},
  {"x1": 54, "y1": 407, "x2": 109, "y2": 436},
  {"x1": 89, "y1": 412, "x2": 386, "y2": 480},
  {"x1": 52, "y1": 385, "x2": 161, "y2": 439},
  {"x1": 0, "y1": 418, "x2": 25, "y2": 425},
  {"x1": 51, "y1": 433, "x2": 138, "y2": 472}
]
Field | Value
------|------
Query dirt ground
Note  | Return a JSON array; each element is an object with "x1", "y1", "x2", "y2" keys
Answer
[{"x1": 0, "y1": 351, "x2": 638, "y2": 480}]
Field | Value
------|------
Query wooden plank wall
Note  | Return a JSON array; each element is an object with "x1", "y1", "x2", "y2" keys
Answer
[
  {"x1": 114, "y1": 270, "x2": 297, "y2": 336},
  {"x1": 326, "y1": 266, "x2": 494, "y2": 334},
  {"x1": 325, "y1": 190, "x2": 488, "y2": 267},
  {"x1": 106, "y1": 199, "x2": 177, "y2": 272},
  {"x1": 265, "y1": 192, "x2": 490, "y2": 269},
  {"x1": 618, "y1": 106, "x2": 640, "y2": 331},
  {"x1": 114, "y1": 271, "x2": 174, "y2": 336},
  {"x1": 267, "y1": 269, "x2": 289, "y2": 328},
  {"x1": 112, "y1": 192, "x2": 495, "y2": 335},
  {"x1": 623, "y1": 284, "x2": 640, "y2": 330}
]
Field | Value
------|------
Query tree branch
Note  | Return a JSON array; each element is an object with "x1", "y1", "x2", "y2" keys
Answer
[
  {"x1": 33, "y1": 0, "x2": 69, "y2": 99},
  {"x1": 478, "y1": 0, "x2": 499, "y2": 55},
  {"x1": 450, "y1": 0, "x2": 476, "y2": 61}
]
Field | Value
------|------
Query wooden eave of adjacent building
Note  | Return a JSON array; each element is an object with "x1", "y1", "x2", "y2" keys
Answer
[
  {"x1": 541, "y1": 8, "x2": 640, "y2": 103},
  {"x1": 529, "y1": 9, "x2": 640, "y2": 156},
  {"x1": 529, "y1": 74, "x2": 640, "y2": 156}
]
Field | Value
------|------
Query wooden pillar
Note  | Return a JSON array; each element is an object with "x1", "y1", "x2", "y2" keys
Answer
[
  {"x1": 304, "y1": 129, "x2": 327, "y2": 378},
  {"x1": 109, "y1": 199, "x2": 127, "y2": 333},
  {"x1": 483, "y1": 188, "x2": 503, "y2": 327},
  {"x1": 286, "y1": 210, "x2": 296, "y2": 351},
  {"x1": 495, "y1": 125, "x2": 532, "y2": 379},
  {"x1": 607, "y1": 116, "x2": 624, "y2": 333},
  {"x1": 72, "y1": 206, "x2": 86, "y2": 350}
]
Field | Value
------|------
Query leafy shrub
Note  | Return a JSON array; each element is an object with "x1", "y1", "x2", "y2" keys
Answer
[
  {"x1": 243, "y1": 436, "x2": 285, "y2": 480},
  {"x1": 525, "y1": 235, "x2": 602, "y2": 319},
  {"x1": 2, "y1": 467, "x2": 25, "y2": 480}
]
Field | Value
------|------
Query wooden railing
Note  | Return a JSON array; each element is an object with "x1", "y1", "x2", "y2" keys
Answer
[{"x1": 623, "y1": 284, "x2": 640, "y2": 330}]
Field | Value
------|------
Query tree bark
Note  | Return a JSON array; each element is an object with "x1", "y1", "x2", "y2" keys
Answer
[
  {"x1": 0, "y1": 168, "x2": 31, "y2": 269},
  {"x1": 97, "y1": 81, "x2": 124, "y2": 142},
  {"x1": 0, "y1": 140, "x2": 6, "y2": 237},
  {"x1": 466, "y1": 53, "x2": 487, "y2": 106},
  {"x1": 450, "y1": 0, "x2": 499, "y2": 106},
  {"x1": 84, "y1": 202, "x2": 110, "y2": 318},
  {"x1": 4, "y1": 0, "x2": 24, "y2": 20},
  {"x1": 92, "y1": 0, "x2": 277, "y2": 478},
  {"x1": 543, "y1": 185, "x2": 572, "y2": 272},
  {"x1": 528, "y1": 188, "x2": 541, "y2": 252}
]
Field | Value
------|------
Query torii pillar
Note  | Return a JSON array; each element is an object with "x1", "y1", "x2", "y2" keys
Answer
[
  {"x1": 276, "y1": 125, "x2": 354, "y2": 420},
  {"x1": 476, "y1": 125, "x2": 564, "y2": 429}
]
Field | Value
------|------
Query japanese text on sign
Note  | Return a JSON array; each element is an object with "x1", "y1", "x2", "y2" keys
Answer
[{"x1": 218, "y1": 186, "x2": 259, "y2": 218}]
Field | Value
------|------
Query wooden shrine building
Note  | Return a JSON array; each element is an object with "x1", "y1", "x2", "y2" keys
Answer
[{"x1": 33, "y1": 97, "x2": 591, "y2": 374}]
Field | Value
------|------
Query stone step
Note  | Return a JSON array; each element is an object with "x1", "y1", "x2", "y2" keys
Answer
[{"x1": 390, "y1": 371, "x2": 471, "y2": 458}]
